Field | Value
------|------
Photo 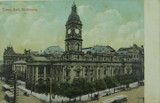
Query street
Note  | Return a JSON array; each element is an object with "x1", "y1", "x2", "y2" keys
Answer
[
  {"x1": 85, "y1": 86, "x2": 144, "y2": 103},
  {"x1": 0, "y1": 80, "x2": 44, "y2": 103},
  {"x1": 0, "y1": 80, "x2": 7, "y2": 103}
]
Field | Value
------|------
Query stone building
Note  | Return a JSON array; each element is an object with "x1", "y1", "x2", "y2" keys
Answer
[
  {"x1": 12, "y1": 60, "x2": 27, "y2": 81},
  {"x1": 24, "y1": 3, "x2": 144, "y2": 91},
  {"x1": 3, "y1": 46, "x2": 28, "y2": 78},
  {"x1": 3, "y1": 46, "x2": 37, "y2": 80}
]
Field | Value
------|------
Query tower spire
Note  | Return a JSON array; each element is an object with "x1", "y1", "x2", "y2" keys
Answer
[
  {"x1": 72, "y1": 2, "x2": 77, "y2": 13},
  {"x1": 73, "y1": 1, "x2": 75, "y2": 5}
]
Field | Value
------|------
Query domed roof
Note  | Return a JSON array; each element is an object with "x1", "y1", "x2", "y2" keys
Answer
[
  {"x1": 91, "y1": 46, "x2": 112, "y2": 54},
  {"x1": 43, "y1": 46, "x2": 64, "y2": 55},
  {"x1": 67, "y1": 3, "x2": 81, "y2": 23},
  {"x1": 82, "y1": 46, "x2": 114, "y2": 54},
  {"x1": 68, "y1": 13, "x2": 80, "y2": 22}
]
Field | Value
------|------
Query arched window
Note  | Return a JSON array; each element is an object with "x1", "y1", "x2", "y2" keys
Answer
[
  {"x1": 104, "y1": 69, "x2": 106, "y2": 75},
  {"x1": 85, "y1": 70, "x2": 87, "y2": 76},
  {"x1": 76, "y1": 43, "x2": 79, "y2": 51},
  {"x1": 67, "y1": 44, "x2": 69, "y2": 51},
  {"x1": 66, "y1": 70, "x2": 70, "y2": 76},
  {"x1": 76, "y1": 70, "x2": 80, "y2": 77}
]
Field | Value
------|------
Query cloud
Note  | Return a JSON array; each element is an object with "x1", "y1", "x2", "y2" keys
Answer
[
  {"x1": 96, "y1": 9, "x2": 122, "y2": 24},
  {"x1": 118, "y1": 20, "x2": 143, "y2": 37},
  {"x1": 82, "y1": 9, "x2": 144, "y2": 49},
  {"x1": 15, "y1": 16, "x2": 65, "y2": 52},
  {"x1": 134, "y1": 28, "x2": 144, "y2": 44},
  {"x1": 83, "y1": 9, "x2": 122, "y2": 47},
  {"x1": 3, "y1": 14, "x2": 22, "y2": 39},
  {"x1": 78, "y1": 5, "x2": 93, "y2": 15}
]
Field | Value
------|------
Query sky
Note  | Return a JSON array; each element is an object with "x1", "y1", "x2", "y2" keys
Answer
[{"x1": 0, "y1": 0, "x2": 144, "y2": 59}]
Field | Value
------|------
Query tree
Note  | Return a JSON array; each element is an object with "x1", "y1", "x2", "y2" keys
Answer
[
  {"x1": 94, "y1": 79, "x2": 106, "y2": 91},
  {"x1": 130, "y1": 73, "x2": 138, "y2": 82},
  {"x1": 36, "y1": 82, "x2": 50, "y2": 94},
  {"x1": 57, "y1": 82, "x2": 71, "y2": 97},
  {"x1": 115, "y1": 74, "x2": 124, "y2": 86},
  {"x1": 52, "y1": 82, "x2": 59, "y2": 95},
  {"x1": 104, "y1": 76, "x2": 118, "y2": 88},
  {"x1": 85, "y1": 82, "x2": 96, "y2": 94}
]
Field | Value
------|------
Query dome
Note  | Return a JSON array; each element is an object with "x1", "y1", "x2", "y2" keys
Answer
[
  {"x1": 68, "y1": 13, "x2": 80, "y2": 22},
  {"x1": 67, "y1": 3, "x2": 81, "y2": 23},
  {"x1": 43, "y1": 46, "x2": 64, "y2": 55},
  {"x1": 91, "y1": 46, "x2": 112, "y2": 54},
  {"x1": 82, "y1": 46, "x2": 113, "y2": 54}
]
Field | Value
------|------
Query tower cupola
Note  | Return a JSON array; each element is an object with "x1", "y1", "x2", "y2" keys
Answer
[{"x1": 65, "y1": 3, "x2": 83, "y2": 54}]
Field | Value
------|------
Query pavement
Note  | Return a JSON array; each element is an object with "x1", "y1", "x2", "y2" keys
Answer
[
  {"x1": 85, "y1": 86, "x2": 144, "y2": 103},
  {"x1": 0, "y1": 80, "x2": 7, "y2": 103},
  {"x1": 5, "y1": 79, "x2": 143, "y2": 103},
  {"x1": 58, "y1": 82, "x2": 141, "y2": 103},
  {"x1": 0, "y1": 80, "x2": 44, "y2": 103}
]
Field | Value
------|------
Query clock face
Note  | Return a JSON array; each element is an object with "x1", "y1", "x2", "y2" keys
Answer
[
  {"x1": 68, "y1": 29, "x2": 71, "y2": 34},
  {"x1": 75, "y1": 28, "x2": 80, "y2": 34}
]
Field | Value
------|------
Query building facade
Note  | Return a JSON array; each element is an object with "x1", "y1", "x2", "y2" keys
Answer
[{"x1": 24, "y1": 3, "x2": 144, "y2": 91}]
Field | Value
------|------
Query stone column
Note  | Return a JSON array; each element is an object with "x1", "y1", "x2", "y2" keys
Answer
[
  {"x1": 35, "y1": 66, "x2": 38, "y2": 83},
  {"x1": 62, "y1": 66, "x2": 64, "y2": 82},
  {"x1": 111, "y1": 67, "x2": 114, "y2": 76},
  {"x1": 31, "y1": 66, "x2": 34, "y2": 91},
  {"x1": 44, "y1": 66, "x2": 46, "y2": 81},
  {"x1": 32, "y1": 66, "x2": 34, "y2": 82},
  {"x1": 26, "y1": 66, "x2": 29, "y2": 89}
]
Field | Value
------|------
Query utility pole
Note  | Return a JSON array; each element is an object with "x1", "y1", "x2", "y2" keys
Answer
[
  {"x1": 14, "y1": 71, "x2": 17, "y2": 103},
  {"x1": 50, "y1": 67, "x2": 53, "y2": 103},
  {"x1": 31, "y1": 75, "x2": 33, "y2": 94},
  {"x1": 31, "y1": 66, "x2": 33, "y2": 94},
  {"x1": 50, "y1": 78, "x2": 52, "y2": 103}
]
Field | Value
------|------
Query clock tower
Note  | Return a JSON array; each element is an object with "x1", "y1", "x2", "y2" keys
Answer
[{"x1": 65, "y1": 3, "x2": 83, "y2": 54}]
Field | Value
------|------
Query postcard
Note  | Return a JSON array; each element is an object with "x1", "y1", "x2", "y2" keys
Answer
[{"x1": 0, "y1": 0, "x2": 148, "y2": 103}]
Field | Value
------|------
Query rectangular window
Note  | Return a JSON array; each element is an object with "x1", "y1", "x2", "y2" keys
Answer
[
  {"x1": 46, "y1": 67, "x2": 50, "y2": 75},
  {"x1": 91, "y1": 70, "x2": 93, "y2": 75},
  {"x1": 66, "y1": 71, "x2": 69, "y2": 76},
  {"x1": 104, "y1": 70, "x2": 106, "y2": 75},
  {"x1": 85, "y1": 70, "x2": 87, "y2": 76},
  {"x1": 38, "y1": 67, "x2": 44, "y2": 74},
  {"x1": 76, "y1": 70, "x2": 80, "y2": 77}
]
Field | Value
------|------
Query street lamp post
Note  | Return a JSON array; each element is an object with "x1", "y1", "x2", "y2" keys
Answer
[
  {"x1": 50, "y1": 67, "x2": 53, "y2": 103},
  {"x1": 13, "y1": 66, "x2": 17, "y2": 103},
  {"x1": 50, "y1": 77, "x2": 52, "y2": 103},
  {"x1": 30, "y1": 66, "x2": 33, "y2": 94},
  {"x1": 31, "y1": 75, "x2": 33, "y2": 94}
]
